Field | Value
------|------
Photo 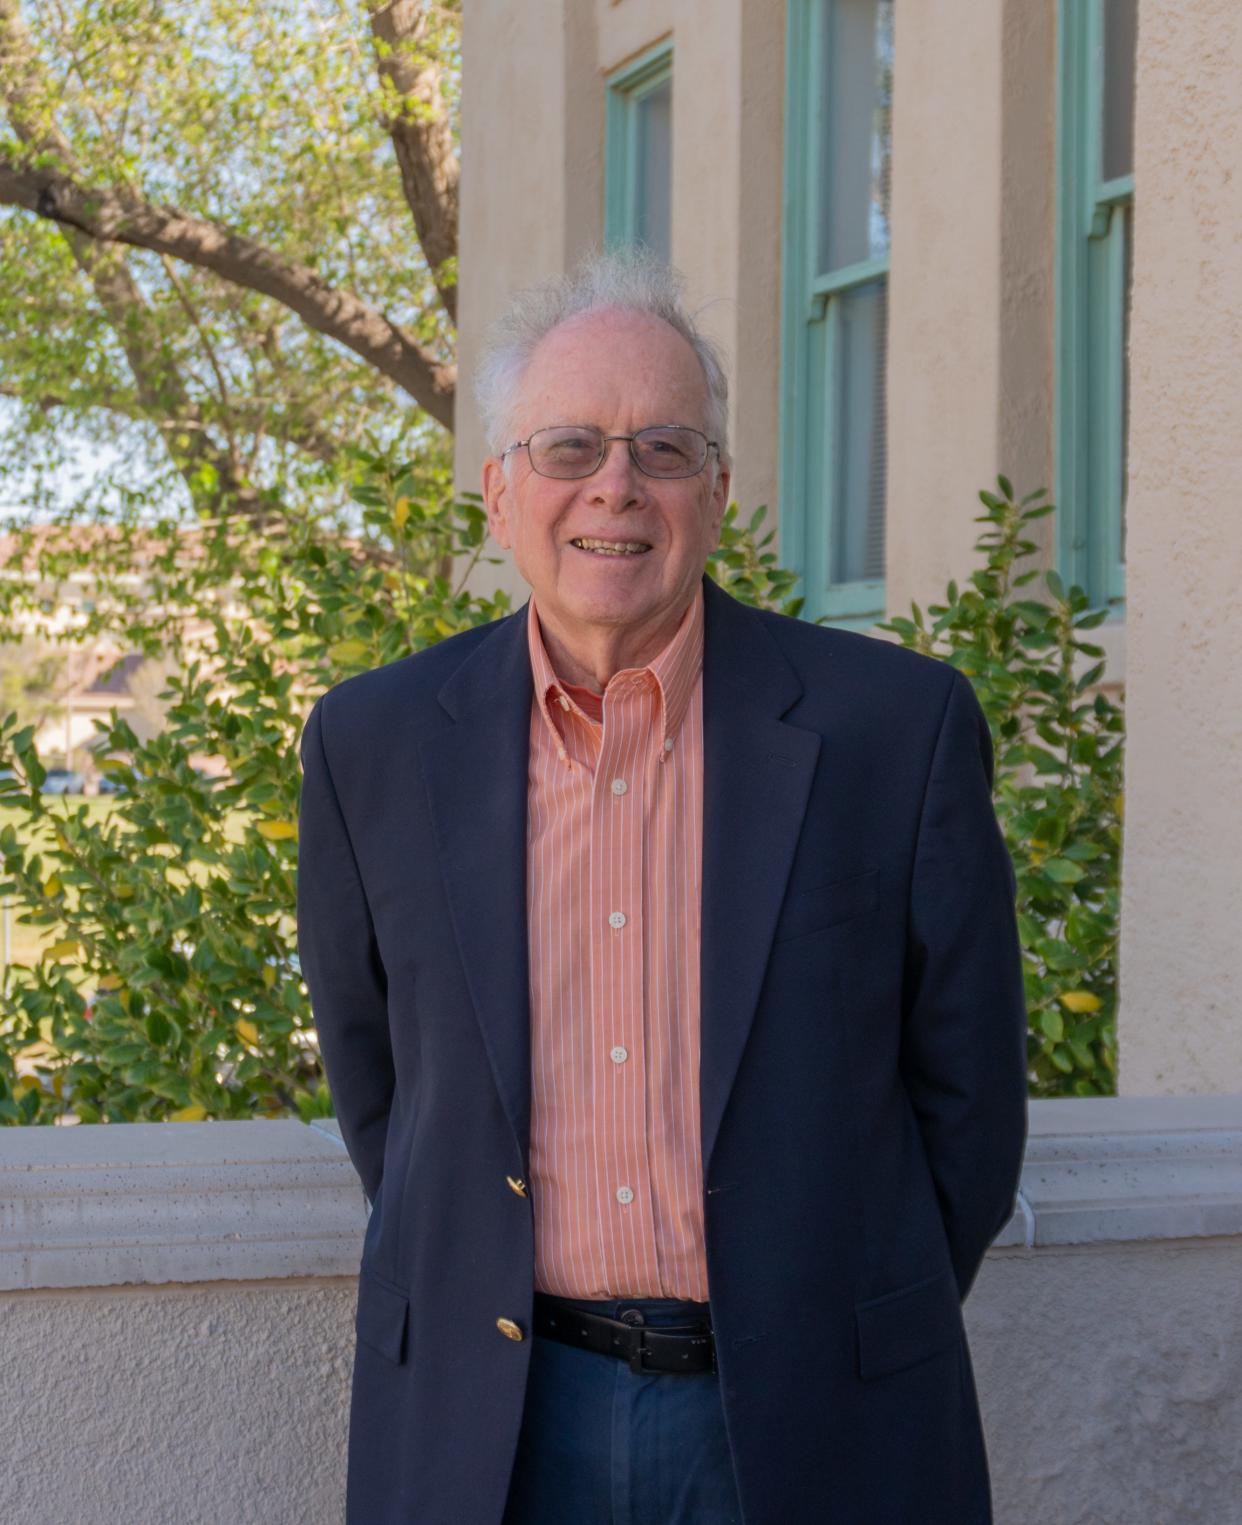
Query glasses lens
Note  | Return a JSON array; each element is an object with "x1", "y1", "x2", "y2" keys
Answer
[
  {"x1": 631, "y1": 427, "x2": 707, "y2": 478},
  {"x1": 528, "y1": 426, "x2": 604, "y2": 479}
]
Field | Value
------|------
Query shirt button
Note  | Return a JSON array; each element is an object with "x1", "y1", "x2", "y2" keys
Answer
[
  {"x1": 608, "y1": 910, "x2": 627, "y2": 930},
  {"x1": 615, "y1": 1185, "x2": 634, "y2": 1205},
  {"x1": 609, "y1": 1045, "x2": 628, "y2": 1064},
  {"x1": 611, "y1": 777, "x2": 628, "y2": 796},
  {"x1": 663, "y1": 737, "x2": 674, "y2": 752}
]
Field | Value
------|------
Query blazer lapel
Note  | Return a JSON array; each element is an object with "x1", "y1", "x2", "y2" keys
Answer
[
  {"x1": 415, "y1": 583, "x2": 821, "y2": 1182},
  {"x1": 419, "y1": 607, "x2": 534, "y2": 1169},
  {"x1": 699, "y1": 578, "x2": 821, "y2": 1173}
]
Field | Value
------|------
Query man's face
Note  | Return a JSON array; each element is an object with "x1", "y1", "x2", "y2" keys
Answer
[{"x1": 482, "y1": 307, "x2": 730, "y2": 653}]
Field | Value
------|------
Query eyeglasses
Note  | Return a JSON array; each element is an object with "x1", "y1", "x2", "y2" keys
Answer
[{"x1": 501, "y1": 424, "x2": 718, "y2": 481}]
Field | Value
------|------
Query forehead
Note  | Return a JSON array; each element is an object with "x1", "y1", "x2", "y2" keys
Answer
[{"x1": 514, "y1": 307, "x2": 710, "y2": 428}]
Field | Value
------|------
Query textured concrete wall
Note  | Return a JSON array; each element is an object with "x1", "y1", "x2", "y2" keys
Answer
[
  {"x1": 6, "y1": 1246, "x2": 1240, "y2": 1525},
  {"x1": 1118, "y1": 0, "x2": 1242, "y2": 1093},
  {"x1": 886, "y1": 0, "x2": 1056, "y2": 623},
  {"x1": 2, "y1": 1279, "x2": 355, "y2": 1525},
  {"x1": 971, "y1": 1240, "x2": 1242, "y2": 1525},
  {"x1": 3, "y1": 1103, "x2": 1240, "y2": 1523}
]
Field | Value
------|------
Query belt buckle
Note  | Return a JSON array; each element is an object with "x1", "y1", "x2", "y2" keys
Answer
[
  {"x1": 628, "y1": 1336, "x2": 654, "y2": 1375},
  {"x1": 626, "y1": 1328, "x2": 716, "y2": 1375}
]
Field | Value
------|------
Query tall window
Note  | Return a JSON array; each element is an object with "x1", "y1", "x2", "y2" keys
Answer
[
  {"x1": 1057, "y1": 0, "x2": 1137, "y2": 611},
  {"x1": 605, "y1": 43, "x2": 673, "y2": 261},
  {"x1": 781, "y1": 0, "x2": 893, "y2": 624}
]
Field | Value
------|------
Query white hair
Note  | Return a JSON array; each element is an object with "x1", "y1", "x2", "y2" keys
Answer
[{"x1": 473, "y1": 247, "x2": 731, "y2": 469}]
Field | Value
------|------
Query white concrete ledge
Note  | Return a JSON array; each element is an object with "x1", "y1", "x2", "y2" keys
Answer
[
  {"x1": 1018, "y1": 1094, "x2": 1242, "y2": 1247},
  {"x1": 0, "y1": 1118, "x2": 367, "y2": 1292},
  {"x1": 1, "y1": 1097, "x2": 1239, "y2": 1292}
]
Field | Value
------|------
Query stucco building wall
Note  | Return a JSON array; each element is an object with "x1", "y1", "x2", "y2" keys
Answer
[
  {"x1": 1118, "y1": 0, "x2": 1242, "y2": 1094},
  {"x1": 885, "y1": 0, "x2": 1058, "y2": 621},
  {"x1": 454, "y1": 1, "x2": 1242, "y2": 1086},
  {"x1": 456, "y1": 0, "x2": 784, "y2": 601}
]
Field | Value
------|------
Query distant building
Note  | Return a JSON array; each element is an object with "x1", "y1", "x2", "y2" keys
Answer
[{"x1": 0, "y1": 522, "x2": 235, "y2": 778}]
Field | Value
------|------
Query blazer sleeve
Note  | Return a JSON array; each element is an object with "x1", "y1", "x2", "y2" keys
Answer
[
  {"x1": 900, "y1": 668, "x2": 1028, "y2": 1301},
  {"x1": 297, "y1": 695, "x2": 394, "y2": 1204}
]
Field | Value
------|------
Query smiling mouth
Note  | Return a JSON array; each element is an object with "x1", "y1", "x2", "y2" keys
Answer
[{"x1": 570, "y1": 537, "x2": 652, "y2": 557}]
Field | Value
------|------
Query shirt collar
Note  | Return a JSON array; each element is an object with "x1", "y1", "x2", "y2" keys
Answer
[{"x1": 526, "y1": 585, "x2": 704, "y2": 755}]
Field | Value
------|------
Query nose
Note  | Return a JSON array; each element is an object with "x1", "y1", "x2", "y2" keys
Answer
[{"x1": 585, "y1": 436, "x2": 645, "y2": 510}]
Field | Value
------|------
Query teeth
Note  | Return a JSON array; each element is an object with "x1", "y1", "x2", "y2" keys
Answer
[{"x1": 571, "y1": 538, "x2": 651, "y2": 555}]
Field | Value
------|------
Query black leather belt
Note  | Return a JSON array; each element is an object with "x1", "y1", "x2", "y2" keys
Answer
[{"x1": 533, "y1": 1294, "x2": 717, "y2": 1376}]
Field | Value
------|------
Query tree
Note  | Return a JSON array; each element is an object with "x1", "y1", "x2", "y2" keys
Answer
[
  {"x1": 0, "y1": 0, "x2": 460, "y2": 527},
  {"x1": 0, "y1": 632, "x2": 65, "y2": 731}
]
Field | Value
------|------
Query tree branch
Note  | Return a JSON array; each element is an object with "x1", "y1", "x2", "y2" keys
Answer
[
  {"x1": 0, "y1": 380, "x2": 347, "y2": 467},
  {"x1": 0, "y1": 0, "x2": 266, "y2": 512},
  {"x1": 0, "y1": 157, "x2": 456, "y2": 429},
  {"x1": 368, "y1": 0, "x2": 459, "y2": 323}
]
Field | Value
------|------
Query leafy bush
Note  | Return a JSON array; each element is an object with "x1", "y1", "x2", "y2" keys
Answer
[
  {"x1": 877, "y1": 479, "x2": 1123, "y2": 1096},
  {"x1": 0, "y1": 456, "x2": 507, "y2": 1124},
  {"x1": 0, "y1": 477, "x2": 1121, "y2": 1121},
  {"x1": 706, "y1": 504, "x2": 805, "y2": 617}
]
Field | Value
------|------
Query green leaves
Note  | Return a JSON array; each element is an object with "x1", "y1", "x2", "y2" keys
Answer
[
  {"x1": 0, "y1": 450, "x2": 507, "y2": 1125},
  {"x1": 1041, "y1": 858, "x2": 1086, "y2": 885},
  {"x1": 0, "y1": 466, "x2": 1123, "y2": 1119},
  {"x1": 878, "y1": 476, "x2": 1123, "y2": 1098},
  {"x1": 0, "y1": 0, "x2": 460, "y2": 538},
  {"x1": 706, "y1": 505, "x2": 806, "y2": 619}
]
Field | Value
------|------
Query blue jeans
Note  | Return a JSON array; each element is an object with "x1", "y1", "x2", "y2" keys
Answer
[{"x1": 502, "y1": 1296, "x2": 744, "y2": 1524}]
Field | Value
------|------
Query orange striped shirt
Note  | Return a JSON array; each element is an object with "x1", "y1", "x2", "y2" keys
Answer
[{"x1": 525, "y1": 586, "x2": 708, "y2": 1300}]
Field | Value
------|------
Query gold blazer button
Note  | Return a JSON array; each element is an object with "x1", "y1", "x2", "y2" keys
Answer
[
  {"x1": 496, "y1": 1317, "x2": 524, "y2": 1342},
  {"x1": 506, "y1": 1175, "x2": 528, "y2": 1198}
]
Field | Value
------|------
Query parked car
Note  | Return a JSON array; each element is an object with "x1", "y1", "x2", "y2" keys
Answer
[{"x1": 42, "y1": 769, "x2": 85, "y2": 794}]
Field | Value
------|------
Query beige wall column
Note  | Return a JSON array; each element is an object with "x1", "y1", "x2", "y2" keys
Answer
[
  {"x1": 885, "y1": 0, "x2": 1055, "y2": 621},
  {"x1": 656, "y1": 0, "x2": 785, "y2": 519},
  {"x1": 456, "y1": 1, "x2": 602, "y2": 598},
  {"x1": 1117, "y1": 0, "x2": 1242, "y2": 1093}
]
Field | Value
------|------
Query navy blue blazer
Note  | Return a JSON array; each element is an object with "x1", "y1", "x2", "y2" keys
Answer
[{"x1": 296, "y1": 574, "x2": 1028, "y2": 1525}]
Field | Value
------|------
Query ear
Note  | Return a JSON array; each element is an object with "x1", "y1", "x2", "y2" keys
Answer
[
  {"x1": 704, "y1": 460, "x2": 731, "y2": 553},
  {"x1": 482, "y1": 455, "x2": 514, "y2": 550}
]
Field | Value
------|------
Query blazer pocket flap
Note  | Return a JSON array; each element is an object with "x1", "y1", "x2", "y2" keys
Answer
[
  {"x1": 775, "y1": 868, "x2": 880, "y2": 944},
  {"x1": 855, "y1": 1269, "x2": 962, "y2": 1381},
  {"x1": 356, "y1": 1268, "x2": 409, "y2": 1364}
]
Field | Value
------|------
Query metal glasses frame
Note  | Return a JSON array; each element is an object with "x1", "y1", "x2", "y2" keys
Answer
[{"x1": 500, "y1": 423, "x2": 719, "y2": 480}]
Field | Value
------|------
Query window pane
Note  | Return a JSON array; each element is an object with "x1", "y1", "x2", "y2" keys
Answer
[
  {"x1": 817, "y1": 0, "x2": 894, "y2": 273},
  {"x1": 832, "y1": 280, "x2": 887, "y2": 584},
  {"x1": 634, "y1": 77, "x2": 672, "y2": 261},
  {"x1": 1101, "y1": 0, "x2": 1138, "y2": 182}
]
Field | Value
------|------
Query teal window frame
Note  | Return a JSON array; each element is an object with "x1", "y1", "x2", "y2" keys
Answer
[
  {"x1": 1056, "y1": 0, "x2": 1134, "y2": 614},
  {"x1": 779, "y1": 0, "x2": 889, "y2": 628},
  {"x1": 604, "y1": 41, "x2": 673, "y2": 256}
]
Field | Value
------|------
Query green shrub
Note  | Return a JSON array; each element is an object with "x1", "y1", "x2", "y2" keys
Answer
[
  {"x1": 0, "y1": 455, "x2": 507, "y2": 1124},
  {"x1": 0, "y1": 478, "x2": 1120, "y2": 1120},
  {"x1": 877, "y1": 479, "x2": 1123, "y2": 1097}
]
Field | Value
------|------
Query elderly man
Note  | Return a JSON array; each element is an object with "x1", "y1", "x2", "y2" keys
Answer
[{"x1": 297, "y1": 252, "x2": 1027, "y2": 1525}]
